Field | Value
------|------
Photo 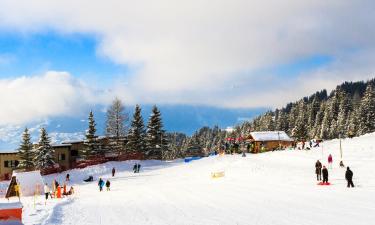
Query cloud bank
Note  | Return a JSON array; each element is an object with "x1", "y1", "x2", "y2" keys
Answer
[
  {"x1": 0, "y1": 0, "x2": 374, "y2": 113},
  {"x1": 0, "y1": 71, "x2": 110, "y2": 125}
]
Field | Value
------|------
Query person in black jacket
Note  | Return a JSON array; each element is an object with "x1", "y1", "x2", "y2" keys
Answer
[
  {"x1": 315, "y1": 160, "x2": 322, "y2": 181},
  {"x1": 345, "y1": 167, "x2": 354, "y2": 188},
  {"x1": 322, "y1": 166, "x2": 329, "y2": 184}
]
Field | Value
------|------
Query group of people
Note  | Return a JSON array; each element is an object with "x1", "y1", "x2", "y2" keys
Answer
[
  {"x1": 133, "y1": 163, "x2": 141, "y2": 173},
  {"x1": 43, "y1": 179, "x2": 75, "y2": 203},
  {"x1": 315, "y1": 154, "x2": 355, "y2": 188},
  {"x1": 98, "y1": 178, "x2": 111, "y2": 192}
]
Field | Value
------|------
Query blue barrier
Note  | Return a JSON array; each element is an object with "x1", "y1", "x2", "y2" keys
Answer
[{"x1": 184, "y1": 157, "x2": 202, "y2": 163}]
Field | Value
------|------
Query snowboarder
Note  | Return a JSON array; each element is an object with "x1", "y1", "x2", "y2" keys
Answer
[
  {"x1": 66, "y1": 173, "x2": 70, "y2": 182},
  {"x1": 106, "y1": 180, "x2": 111, "y2": 191},
  {"x1": 345, "y1": 167, "x2": 355, "y2": 188},
  {"x1": 328, "y1": 154, "x2": 333, "y2": 169},
  {"x1": 322, "y1": 166, "x2": 329, "y2": 184},
  {"x1": 315, "y1": 160, "x2": 322, "y2": 181},
  {"x1": 44, "y1": 183, "x2": 50, "y2": 201},
  {"x1": 112, "y1": 167, "x2": 116, "y2": 177},
  {"x1": 137, "y1": 163, "x2": 141, "y2": 173},
  {"x1": 98, "y1": 178, "x2": 104, "y2": 192}
]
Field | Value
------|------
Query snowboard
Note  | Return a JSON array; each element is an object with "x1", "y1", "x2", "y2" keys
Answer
[{"x1": 317, "y1": 182, "x2": 331, "y2": 185}]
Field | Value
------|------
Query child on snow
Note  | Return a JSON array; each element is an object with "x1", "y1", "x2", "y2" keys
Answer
[
  {"x1": 106, "y1": 180, "x2": 111, "y2": 191},
  {"x1": 44, "y1": 183, "x2": 50, "y2": 200},
  {"x1": 98, "y1": 178, "x2": 105, "y2": 192}
]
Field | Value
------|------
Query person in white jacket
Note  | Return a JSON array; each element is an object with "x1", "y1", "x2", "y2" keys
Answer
[{"x1": 44, "y1": 183, "x2": 50, "y2": 201}]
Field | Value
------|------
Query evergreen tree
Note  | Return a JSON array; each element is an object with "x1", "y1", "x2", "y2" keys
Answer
[
  {"x1": 357, "y1": 84, "x2": 375, "y2": 135},
  {"x1": 17, "y1": 128, "x2": 34, "y2": 170},
  {"x1": 337, "y1": 91, "x2": 352, "y2": 137},
  {"x1": 83, "y1": 111, "x2": 100, "y2": 158},
  {"x1": 145, "y1": 105, "x2": 168, "y2": 159},
  {"x1": 127, "y1": 105, "x2": 146, "y2": 154},
  {"x1": 34, "y1": 128, "x2": 55, "y2": 169},
  {"x1": 106, "y1": 98, "x2": 128, "y2": 155},
  {"x1": 292, "y1": 100, "x2": 308, "y2": 140}
]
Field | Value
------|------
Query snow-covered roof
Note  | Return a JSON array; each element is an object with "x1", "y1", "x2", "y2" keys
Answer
[
  {"x1": 250, "y1": 131, "x2": 293, "y2": 142},
  {"x1": 62, "y1": 140, "x2": 84, "y2": 144},
  {"x1": 52, "y1": 144, "x2": 72, "y2": 148},
  {"x1": 0, "y1": 151, "x2": 17, "y2": 154}
]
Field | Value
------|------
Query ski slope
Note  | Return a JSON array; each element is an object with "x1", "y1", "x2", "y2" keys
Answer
[{"x1": 2, "y1": 133, "x2": 375, "y2": 225}]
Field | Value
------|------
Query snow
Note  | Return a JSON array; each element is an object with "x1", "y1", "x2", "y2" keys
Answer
[
  {"x1": 250, "y1": 131, "x2": 293, "y2": 141},
  {"x1": 1, "y1": 133, "x2": 375, "y2": 225}
]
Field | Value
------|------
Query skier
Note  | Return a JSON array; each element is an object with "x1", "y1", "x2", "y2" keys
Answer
[
  {"x1": 345, "y1": 167, "x2": 355, "y2": 188},
  {"x1": 315, "y1": 160, "x2": 322, "y2": 181},
  {"x1": 322, "y1": 166, "x2": 329, "y2": 184},
  {"x1": 112, "y1": 167, "x2": 116, "y2": 177},
  {"x1": 98, "y1": 178, "x2": 104, "y2": 192},
  {"x1": 44, "y1": 183, "x2": 50, "y2": 201},
  {"x1": 106, "y1": 180, "x2": 111, "y2": 191},
  {"x1": 328, "y1": 154, "x2": 333, "y2": 169}
]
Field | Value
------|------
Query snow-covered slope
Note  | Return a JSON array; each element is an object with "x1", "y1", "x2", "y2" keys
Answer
[{"x1": 2, "y1": 133, "x2": 375, "y2": 225}]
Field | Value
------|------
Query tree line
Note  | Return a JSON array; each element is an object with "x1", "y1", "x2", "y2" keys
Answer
[
  {"x1": 237, "y1": 79, "x2": 375, "y2": 141},
  {"x1": 17, "y1": 98, "x2": 170, "y2": 171}
]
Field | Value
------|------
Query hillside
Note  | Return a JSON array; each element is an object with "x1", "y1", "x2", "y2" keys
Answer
[
  {"x1": 237, "y1": 79, "x2": 375, "y2": 141},
  {"x1": 1, "y1": 132, "x2": 375, "y2": 225}
]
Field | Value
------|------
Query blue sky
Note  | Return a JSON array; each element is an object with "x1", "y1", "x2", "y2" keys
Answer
[{"x1": 0, "y1": 32, "x2": 128, "y2": 87}]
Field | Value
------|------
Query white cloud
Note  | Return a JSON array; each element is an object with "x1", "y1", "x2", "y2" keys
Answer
[
  {"x1": 0, "y1": 0, "x2": 374, "y2": 108},
  {"x1": 0, "y1": 71, "x2": 111, "y2": 125}
]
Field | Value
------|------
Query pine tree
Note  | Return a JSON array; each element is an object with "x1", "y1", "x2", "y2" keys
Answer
[
  {"x1": 357, "y1": 84, "x2": 375, "y2": 135},
  {"x1": 145, "y1": 105, "x2": 168, "y2": 160},
  {"x1": 83, "y1": 111, "x2": 100, "y2": 158},
  {"x1": 337, "y1": 91, "x2": 352, "y2": 137},
  {"x1": 291, "y1": 100, "x2": 308, "y2": 140},
  {"x1": 127, "y1": 105, "x2": 146, "y2": 154},
  {"x1": 106, "y1": 98, "x2": 128, "y2": 155},
  {"x1": 34, "y1": 128, "x2": 55, "y2": 169},
  {"x1": 17, "y1": 128, "x2": 34, "y2": 170}
]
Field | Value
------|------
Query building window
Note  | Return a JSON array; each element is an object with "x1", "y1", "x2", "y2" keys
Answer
[
  {"x1": 59, "y1": 153, "x2": 66, "y2": 161},
  {"x1": 4, "y1": 160, "x2": 19, "y2": 168}
]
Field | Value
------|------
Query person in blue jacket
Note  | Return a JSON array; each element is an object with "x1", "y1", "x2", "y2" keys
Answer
[{"x1": 98, "y1": 178, "x2": 105, "y2": 192}]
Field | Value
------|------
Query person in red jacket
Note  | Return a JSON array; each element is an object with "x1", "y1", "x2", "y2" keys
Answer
[{"x1": 328, "y1": 154, "x2": 333, "y2": 169}]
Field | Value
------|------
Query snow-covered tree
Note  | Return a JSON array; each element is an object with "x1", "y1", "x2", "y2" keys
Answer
[
  {"x1": 292, "y1": 100, "x2": 308, "y2": 140},
  {"x1": 106, "y1": 98, "x2": 128, "y2": 155},
  {"x1": 357, "y1": 84, "x2": 375, "y2": 135},
  {"x1": 126, "y1": 105, "x2": 146, "y2": 154},
  {"x1": 34, "y1": 128, "x2": 55, "y2": 169},
  {"x1": 83, "y1": 111, "x2": 100, "y2": 158},
  {"x1": 145, "y1": 105, "x2": 168, "y2": 159},
  {"x1": 17, "y1": 128, "x2": 34, "y2": 170}
]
